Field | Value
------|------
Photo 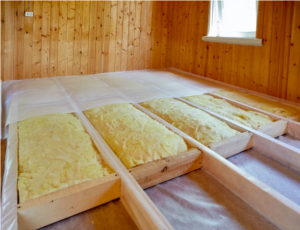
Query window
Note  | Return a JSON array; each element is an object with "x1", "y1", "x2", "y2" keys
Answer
[{"x1": 202, "y1": 0, "x2": 262, "y2": 46}]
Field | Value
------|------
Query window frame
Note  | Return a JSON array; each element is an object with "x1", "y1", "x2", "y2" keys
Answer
[{"x1": 202, "y1": 0, "x2": 262, "y2": 46}]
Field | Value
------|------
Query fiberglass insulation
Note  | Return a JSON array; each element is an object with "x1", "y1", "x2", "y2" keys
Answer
[
  {"x1": 215, "y1": 89, "x2": 300, "y2": 118},
  {"x1": 140, "y1": 98, "x2": 239, "y2": 146},
  {"x1": 84, "y1": 103, "x2": 188, "y2": 169},
  {"x1": 184, "y1": 94, "x2": 273, "y2": 129},
  {"x1": 18, "y1": 113, "x2": 113, "y2": 203}
]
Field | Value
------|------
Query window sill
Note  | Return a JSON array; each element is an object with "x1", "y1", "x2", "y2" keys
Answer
[{"x1": 202, "y1": 36, "x2": 262, "y2": 46}]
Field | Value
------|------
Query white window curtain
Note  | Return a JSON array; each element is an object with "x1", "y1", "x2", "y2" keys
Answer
[{"x1": 208, "y1": 0, "x2": 258, "y2": 38}]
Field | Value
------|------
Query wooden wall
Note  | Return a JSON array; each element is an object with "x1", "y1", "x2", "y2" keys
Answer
[
  {"x1": 166, "y1": 1, "x2": 300, "y2": 104},
  {"x1": 1, "y1": 1, "x2": 168, "y2": 80},
  {"x1": 1, "y1": 1, "x2": 300, "y2": 104}
]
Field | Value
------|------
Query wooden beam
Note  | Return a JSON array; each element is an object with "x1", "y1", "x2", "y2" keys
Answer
[
  {"x1": 18, "y1": 173, "x2": 121, "y2": 230},
  {"x1": 176, "y1": 97, "x2": 300, "y2": 173},
  {"x1": 257, "y1": 120, "x2": 288, "y2": 137},
  {"x1": 209, "y1": 132, "x2": 253, "y2": 159},
  {"x1": 208, "y1": 92, "x2": 300, "y2": 139},
  {"x1": 130, "y1": 148, "x2": 202, "y2": 189},
  {"x1": 134, "y1": 100, "x2": 300, "y2": 230}
]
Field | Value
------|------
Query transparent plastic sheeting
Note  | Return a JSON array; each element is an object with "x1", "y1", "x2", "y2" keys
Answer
[
  {"x1": 1, "y1": 69, "x2": 227, "y2": 229},
  {"x1": 1, "y1": 124, "x2": 18, "y2": 230},
  {"x1": 1, "y1": 78, "x2": 175, "y2": 230},
  {"x1": 2, "y1": 69, "x2": 229, "y2": 137},
  {"x1": 135, "y1": 104, "x2": 300, "y2": 230}
]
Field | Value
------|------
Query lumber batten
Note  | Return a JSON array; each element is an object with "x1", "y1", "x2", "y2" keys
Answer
[
  {"x1": 208, "y1": 92, "x2": 300, "y2": 139},
  {"x1": 17, "y1": 174, "x2": 121, "y2": 230},
  {"x1": 130, "y1": 148, "x2": 202, "y2": 189},
  {"x1": 209, "y1": 132, "x2": 253, "y2": 159}
]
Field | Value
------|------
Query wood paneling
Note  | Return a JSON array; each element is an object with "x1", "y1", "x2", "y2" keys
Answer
[
  {"x1": 1, "y1": 1, "x2": 300, "y2": 104},
  {"x1": 167, "y1": 1, "x2": 300, "y2": 104},
  {"x1": 1, "y1": 1, "x2": 166, "y2": 80}
]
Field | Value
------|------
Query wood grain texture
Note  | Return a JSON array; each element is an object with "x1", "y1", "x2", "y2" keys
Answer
[
  {"x1": 2, "y1": 1, "x2": 300, "y2": 105},
  {"x1": 167, "y1": 1, "x2": 300, "y2": 104},
  {"x1": 1, "y1": 1, "x2": 166, "y2": 80}
]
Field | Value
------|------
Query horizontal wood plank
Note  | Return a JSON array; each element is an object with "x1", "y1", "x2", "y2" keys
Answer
[
  {"x1": 130, "y1": 148, "x2": 202, "y2": 189},
  {"x1": 209, "y1": 132, "x2": 253, "y2": 158},
  {"x1": 18, "y1": 174, "x2": 120, "y2": 230}
]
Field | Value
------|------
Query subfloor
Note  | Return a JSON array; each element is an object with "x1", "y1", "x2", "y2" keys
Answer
[{"x1": 228, "y1": 148, "x2": 300, "y2": 205}]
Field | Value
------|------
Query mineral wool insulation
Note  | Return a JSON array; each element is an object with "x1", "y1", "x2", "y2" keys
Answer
[
  {"x1": 84, "y1": 103, "x2": 188, "y2": 169},
  {"x1": 215, "y1": 89, "x2": 300, "y2": 118},
  {"x1": 18, "y1": 113, "x2": 113, "y2": 203},
  {"x1": 183, "y1": 94, "x2": 273, "y2": 129},
  {"x1": 140, "y1": 98, "x2": 240, "y2": 146}
]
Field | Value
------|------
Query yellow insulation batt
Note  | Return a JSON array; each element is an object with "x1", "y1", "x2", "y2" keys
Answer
[
  {"x1": 183, "y1": 94, "x2": 273, "y2": 129},
  {"x1": 215, "y1": 89, "x2": 300, "y2": 118},
  {"x1": 140, "y1": 98, "x2": 240, "y2": 146},
  {"x1": 84, "y1": 103, "x2": 188, "y2": 169},
  {"x1": 18, "y1": 113, "x2": 113, "y2": 203}
]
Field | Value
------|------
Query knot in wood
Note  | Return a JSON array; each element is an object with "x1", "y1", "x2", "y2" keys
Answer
[{"x1": 161, "y1": 166, "x2": 168, "y2": 172}]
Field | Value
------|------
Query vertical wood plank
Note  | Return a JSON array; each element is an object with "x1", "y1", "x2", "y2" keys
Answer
[
  {"x1": 145, "y1": 1, "x2": 152, "y2": 69},
  {"x1": 212, "y1": 43, "x2": 220, "y2": 80},
  {"x1": 102, "y1": 1, "x2": 111, "y2": 72},
  {"x1": 49, "y1": 1, "x2": 59, "y2": 77},
  {"x1": 287, "y1": 2, "x2": 300, "y2": 102},
  {"x1": 115, "y1": 1, "x2": 124, "y2": 72},
  {"x1": 224, "y1": 44, "x2": 232, "y2": 84},
  {"x1": 256, "y1": 1, "x2": 265, "y2": 39},
  {"x1": 14, "y1": 1, "x2": 24, "y2": 79},
  {"x1": 23, "y1": 1, "x2": 34, "y2": 79},
  {"x1": 3, "y1": 1, "x2": 15, "y2": 80},
  {"x1": 194, "y1": 1, "x2": 204, "y2": 75},
  {"x1": 206, "y1": 42, "x2": 214, "y2": 79},
  {"x1": 252, "y1": 0, "x2": 264, "y2": 90},
  {"x1": 155, "y1": 1, "x2": 163, "y2": 69},
  {"x1": 133, "y1": 1, "x2": 141, "y2": 70},
  {"x1": 260, "y1": 1, "x2": 273, "y2": 93},
  {"x1": 139, "y1": 0, "x2": 147, "y2": 69},
  {"x1": 166, "y1": 1, "x2": 174, "y2": 68},
  {"x1": 73, "y1": 1, "x2": 82, "y2": 75},
  {"x1": 174, "y1": 1, "x2": 182, "y2": 69},
  {"x1": 66, "y1": 1, "x2": 75, "y2": 75},
  {"x1": 41, "y1": 1, "x2": 51, "y2": 78},
  {"x1": 217, "y1": 43, "x2": 225, "y2": 81},
  {"x1": 244, "y1": 46, "x2": 254, "y2": 89},
  {"x1": 161, "y1": 1, "x2": 168, "y2": 68},
  {"x1": 95, "y1": 1, "x2": 105, "y2": 73},
  {"x1": 57, "y1": 1, "x2": 68, "y2": 76},
  {"x1": 32, "y1": 1, "x2": 42, "y2": 79},
  {"x1": 237, "y1": 46, "x2": 246, "y2": 87},
  {"x1": 127, "y1": 1, "x2": 135, "y2": 70},
  {"x1": 109, "y1": 1, "x2": 118, "y2": 72},
  {"x1": 230, "y1": 45, "x2": 238, "y2": 86},
  {"x1": 200, "y1": 1, "x2": 209, "y2": 76},
  {"x1": 121, "y1": 1, "x2": 129, "y2": 71},
  {"x1": 252, "y1": 46, "x2": 262, "y2": 91},
  {"x1": 80, "y1": 1, "x2": 90, "y2": 75},
  {"x1": 268, "y1": 1, "x2": 284, "y2": 96},
  {"x1": 88, "y1": 1, "x2": 97, "y2": 74},
  {"x1": 277, "y1": 1, "x2": 294, "y2": 99},
  {"x1": 187, "y1": 1, "x2": 196, "y2": 73}
]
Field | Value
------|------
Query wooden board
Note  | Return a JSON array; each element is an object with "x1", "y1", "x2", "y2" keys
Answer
[
  {"x1": 208, "y1": 92, "x2": 300, "y2": 139},
  {"x1": 18, "y1": 173, "x2": 121, "y2": 230},
  {"x1": 176, "y1": 97, "x2": 300, "y2": 173},
  {"x1": 1, "y1": 1, "x2": 167, "y2": 81},
  {"x1": 209, "y1": 132, "x2": 253, "y2": 159},
  {"x1": 130, "y1": 148, "x2": 202, "y2": 189},
  {"x1": 166, "y1": 1, "x2": 300, "y2": 104}
]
